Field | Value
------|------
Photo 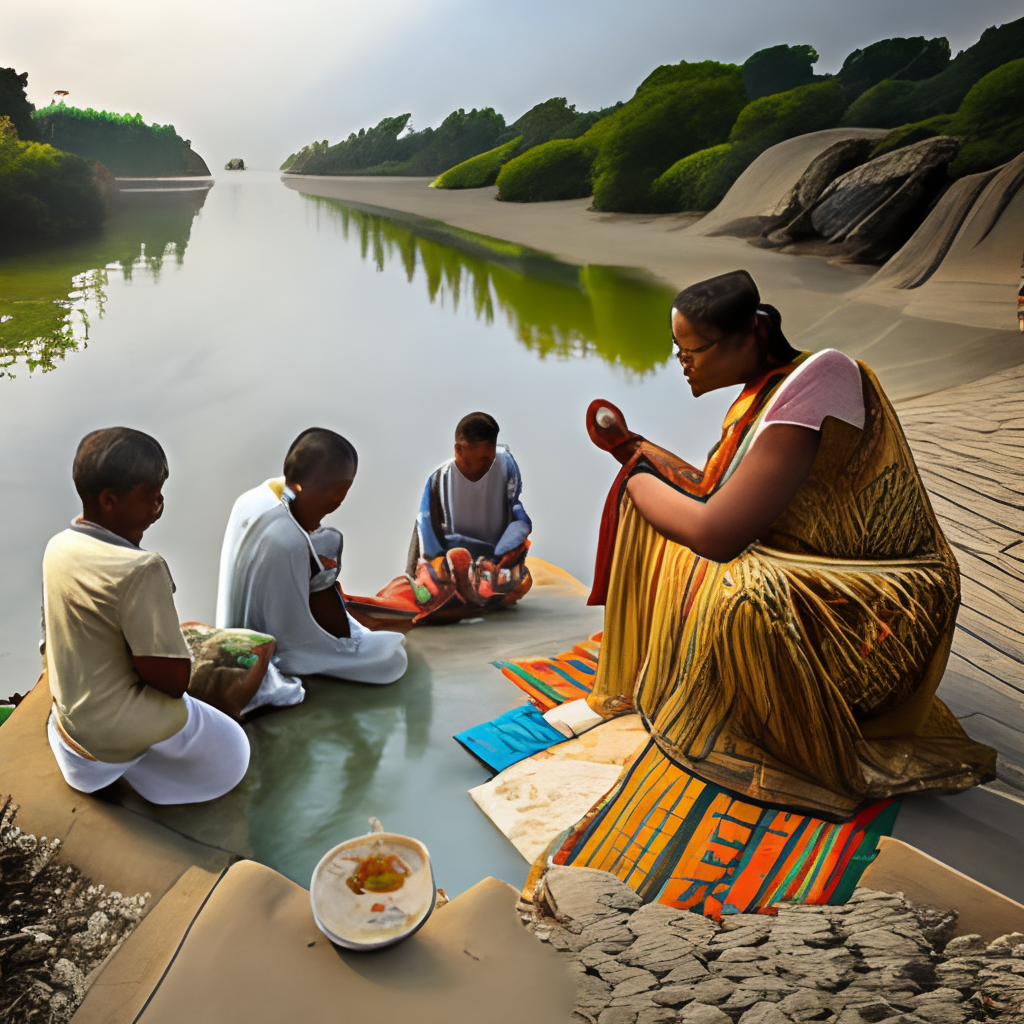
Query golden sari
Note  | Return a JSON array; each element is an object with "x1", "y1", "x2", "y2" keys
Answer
[{"x1": 586, "y1": 355, "x2": 995, "y2": 819}]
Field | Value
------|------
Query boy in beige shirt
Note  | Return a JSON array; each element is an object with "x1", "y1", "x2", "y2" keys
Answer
[{"x1": 43, "y1": 427, "x2": 249, "y2": 804}]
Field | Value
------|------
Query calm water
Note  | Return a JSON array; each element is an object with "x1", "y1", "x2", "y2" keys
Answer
[{"x1": 0, "y1": 172, "x2": 740, "y2": 893}]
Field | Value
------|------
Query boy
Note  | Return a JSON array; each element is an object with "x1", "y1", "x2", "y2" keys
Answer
[
  {"x1": 43, "y1": 428, "x2": 249, "y2": 804},
  {"x1": 217, "y1": 428, "x2": 407, "y2": 684},
  {"x1": 406, "y1": 412, "x2": 532, "y2": 613}
]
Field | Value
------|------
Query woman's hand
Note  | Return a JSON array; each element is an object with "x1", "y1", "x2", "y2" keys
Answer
[{"x1": 625, "y1": 423, "x2": 820, "y2": 562}]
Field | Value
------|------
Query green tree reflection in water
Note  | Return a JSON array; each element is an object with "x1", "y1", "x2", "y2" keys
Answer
[
  {"x1": 305, "y1": 196, "x2": 675, "y2": 375},
  {"x1": 0, "y1": 187, "x2": 209, "y2": 377}
]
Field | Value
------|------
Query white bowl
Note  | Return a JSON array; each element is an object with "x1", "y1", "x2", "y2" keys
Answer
[{"x1": 310, "y1": 828, "x2": 436, "y2": 951}]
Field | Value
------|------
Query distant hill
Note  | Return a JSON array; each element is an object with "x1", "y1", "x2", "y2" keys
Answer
[{"x1": 32, "y1": 105, "x2": 210, "y2": 177}]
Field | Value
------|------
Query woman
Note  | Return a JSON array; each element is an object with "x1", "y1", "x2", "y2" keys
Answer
[{"x1": 548, "y1": 270, "x2": 994, "y2": 900}]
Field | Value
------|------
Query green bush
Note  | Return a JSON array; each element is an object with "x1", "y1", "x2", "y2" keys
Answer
[
  {"x1": 843, "y1": 15, "x2": 1024, "y2": 129},
  {"x1": 730, "y1": 79, "x2": 848, "y2": 148},
  {"x1": 501, "y1": 98, "x2": 584, "y2": 149},
  {"x1": 650, "y1": 143, "x2": 744, "y2": 211},
  {"x1": 31, "y1": 104, "x2": 203, "y2": 176},
  {"x1": 496, "y1": 138, "x2": 594, "y2": 202},
  {"x1": 591, "y1": 69, "x2": 746, "y2": 212},
  {"x1": 842, "y1": 79, "x2": 920, "y2": 128},
  {"x1": 869, "y1": 116, "x2": 955, "y2": 158},
  {"x1": 865, "y1": 59, "x2": 1024, "y2": 177},
  {"x1": 432, "y1": 137, "x2": 523, "y2": 189},
  {"x1": 742, "y1": 45, "x2": 818, "y2": 101},
  {"x1": 0, "y1": 118, "x2": 104, "y2": 246},
  {"x1": 648, "y1": 80, "x2": 848, "y2": 213}
]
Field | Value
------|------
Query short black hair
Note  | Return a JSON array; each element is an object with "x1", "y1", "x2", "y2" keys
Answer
[
  {"x1": 283, "y1": 428, "x2": 358, "y2": 484},
  {"x1": 455, "y1": 412, "x2": 499, "y2": 445},
  {"x1": 673, "y1": 269, "x2": 799, "y2": 364},
  {"x1": 73, "y1": 427, "x2": 168, "y2": 501},
  {"x1": 673, "y1": 269, "x2": 759, "y2": 335}
]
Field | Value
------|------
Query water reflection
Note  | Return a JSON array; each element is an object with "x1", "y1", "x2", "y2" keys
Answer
[
  {"x1": 304, "y1": 196, "x2": 675, "y2": 375},
  {"x1": 0, "y1": 188, "x2": 209, "y2": 377}
]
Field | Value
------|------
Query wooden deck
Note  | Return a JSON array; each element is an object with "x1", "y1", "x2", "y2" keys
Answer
[{"x1": 898, "y1": 362, "x2": 1024, "y2": 795}]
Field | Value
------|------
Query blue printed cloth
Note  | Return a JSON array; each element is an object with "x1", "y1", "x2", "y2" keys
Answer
[{"x1": 454, "y1": 703, "x2": 565, "y2": 773}]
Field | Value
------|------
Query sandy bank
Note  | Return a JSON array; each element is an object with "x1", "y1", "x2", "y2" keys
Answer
[{"x1": 282, "y1": 173, "x2": 1019, "y2": 399}]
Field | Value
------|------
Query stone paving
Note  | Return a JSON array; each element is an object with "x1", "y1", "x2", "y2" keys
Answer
[{"x1": 520, "y1": 867, "x2": 1024, "y2": 1024}]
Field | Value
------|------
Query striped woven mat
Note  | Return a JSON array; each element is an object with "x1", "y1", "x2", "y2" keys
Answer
[
  {"x1": 534, "y1": 739, "x2": 899, "y2": 918},
  {"x1": 492, "y1": 633, "x2": 601, "y2": 711}
]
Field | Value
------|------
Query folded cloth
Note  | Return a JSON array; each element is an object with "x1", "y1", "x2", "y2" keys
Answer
[
  {"x1": 454, "y1": 703, "x2": 566, "y2": 773},
  {"x1": 543, "y1": 698, "x2": 605, "y2": 738}
]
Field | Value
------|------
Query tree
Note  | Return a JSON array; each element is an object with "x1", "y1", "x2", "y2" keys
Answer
[
  {"x1": 742, "y1": 45, "x2": 819, "y2": 101},
  {"x1": 0, "y1": 67, "x2": 36, "y2": 141}
]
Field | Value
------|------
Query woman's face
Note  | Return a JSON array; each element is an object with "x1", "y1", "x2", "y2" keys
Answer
[{"x1": 671, "y1": 309, "x2": 763, "y2": 397}]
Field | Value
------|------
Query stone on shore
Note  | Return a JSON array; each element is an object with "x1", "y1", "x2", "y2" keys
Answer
[{"x1": 522, "y1": 867, "x2": 1024, "y2": 1023}]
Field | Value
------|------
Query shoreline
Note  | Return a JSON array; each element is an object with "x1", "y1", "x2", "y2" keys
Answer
[{"x1": 281, "y1": 173, "x2": 1022, "y2": 401}]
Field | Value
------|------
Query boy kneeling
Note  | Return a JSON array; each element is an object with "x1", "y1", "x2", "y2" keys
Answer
[
  {"x1": 43, "y1": 428, "x2": 249, "y2": 804},
  {"x1": 217, "y1": 428, "x2": 407, "y2": 684}
]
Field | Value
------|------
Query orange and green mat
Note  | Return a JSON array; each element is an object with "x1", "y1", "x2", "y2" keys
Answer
[{"x1": 492, "y1": 637, "x2": 900, "y2": 918}]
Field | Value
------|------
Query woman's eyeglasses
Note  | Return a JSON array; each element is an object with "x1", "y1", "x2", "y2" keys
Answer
[{"x1": 673, "y1": 336, "x2": 719, "y2": 361}]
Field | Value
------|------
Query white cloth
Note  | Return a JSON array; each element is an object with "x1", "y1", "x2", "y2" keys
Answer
[
  {"x1": 217, "y1": 482, "x2": 407, "y2": 685},
  {"x1": 446, "y1": 450, "x2": 511, "y2": 549},
  {"x1": 47, "y1": 694, "x2": 249, "y2": 805},
  {"x1": 755, "y1": 349, "x2": 866, "y2": 441}
]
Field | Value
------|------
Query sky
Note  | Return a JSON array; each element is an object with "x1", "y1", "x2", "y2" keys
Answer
[{"x1": 6, "y1": 0, "x2": 1024, "y2": 171}]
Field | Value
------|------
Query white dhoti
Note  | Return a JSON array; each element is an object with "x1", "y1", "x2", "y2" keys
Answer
[{"x1": 48, "y1": 693, "x2": 250, "y2": 805}]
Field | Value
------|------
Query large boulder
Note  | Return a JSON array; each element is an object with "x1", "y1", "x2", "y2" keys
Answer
[
  {"x1": 765, "y1": 137, "x2": 881, "y2": 242},
  {"x1": 806, "y1": 136, "x2": 961, "y2": 259},
  {"x1": 686, "y1": 128, "x2": 888, "y2": 238}
]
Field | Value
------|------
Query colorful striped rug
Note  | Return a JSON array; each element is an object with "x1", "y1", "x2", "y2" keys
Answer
[
  {"x1": 529, "y1": 739, "x2": 899, "y2": 919},
  {"x1": 492, "y1": 633, "x2": 601, "y2": 711}
]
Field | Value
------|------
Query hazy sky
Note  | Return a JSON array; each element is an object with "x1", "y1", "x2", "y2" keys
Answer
[{"x1": 6, "y1": 0, "x2": 1024, "y2": 170}]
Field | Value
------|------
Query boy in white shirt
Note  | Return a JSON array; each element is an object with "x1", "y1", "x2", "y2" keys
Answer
[{"x1": 43, "y1": 427, "x2": 249, "y2": 804}]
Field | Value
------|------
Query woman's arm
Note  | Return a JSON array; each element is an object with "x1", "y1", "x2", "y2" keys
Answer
[{"x1": 625, "y1": 423, "x2": 820, "y2": 562}]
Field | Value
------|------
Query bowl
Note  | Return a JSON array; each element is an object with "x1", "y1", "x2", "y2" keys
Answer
[{"x1": 310, "y1": 821, "x2": 436, "y2": 951}]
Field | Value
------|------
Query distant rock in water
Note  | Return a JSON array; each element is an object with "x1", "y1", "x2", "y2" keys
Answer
[{"x1": 225, "y1": 158, "x2": 245, "y2": 171}]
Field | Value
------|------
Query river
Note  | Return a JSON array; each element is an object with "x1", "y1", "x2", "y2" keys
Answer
[{"x1": 0, "y1": 171, "x2": 745, "y2": 894}]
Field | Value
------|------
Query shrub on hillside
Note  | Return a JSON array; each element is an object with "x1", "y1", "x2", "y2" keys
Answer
[
  {"x1": 0, "y1": 67, "x2": 36, "y2": 141},
  {"x1": 502, "y1": 99, "x2": 583, "y2": 149},
  {"x1": 31, "y1": 104, "x2": 204, "y2": 176},
  {"x1": 842, "y1": 79, "x2": 920, "y2": 128},
  {"x1": 432, "y1": 137, "x2": 523, "y2": 189},
  {"x1": 730, "y1": 79, "x2": 848, "y2": 149},
  {"x1": 405, "y1": 107, "x2": 506, "y2": 175},
  {"x1": 742, "y1": 45, "x2": 818, "y2": 101},
  {"x1": 496, "y1": 139, "x2": 594, "y2": 201},
  {"x1": 871, "y1": 59, "x2": 1024, "y2": 177},
  {"x1": 649, "y1": 80, "x2": 847, "y2": 213},
  {"x1": 649, "y1": 143, "x2": 745, "y2": 211},
  {"x1": 0, "y1": 117, "x2": 104, "y2": 245},
  {"x1": 286, "y1": 107, "x2": 507, "y2": 177},
  {"x1": 591, "y1": 70, "x2": 746, "y2": 212},
  {"x1": 843, "y1": 15, "x2": 1024, "y2": 128},
  {"x1": 836, "y1": 37, "x2": 950, "y2": 100}
]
